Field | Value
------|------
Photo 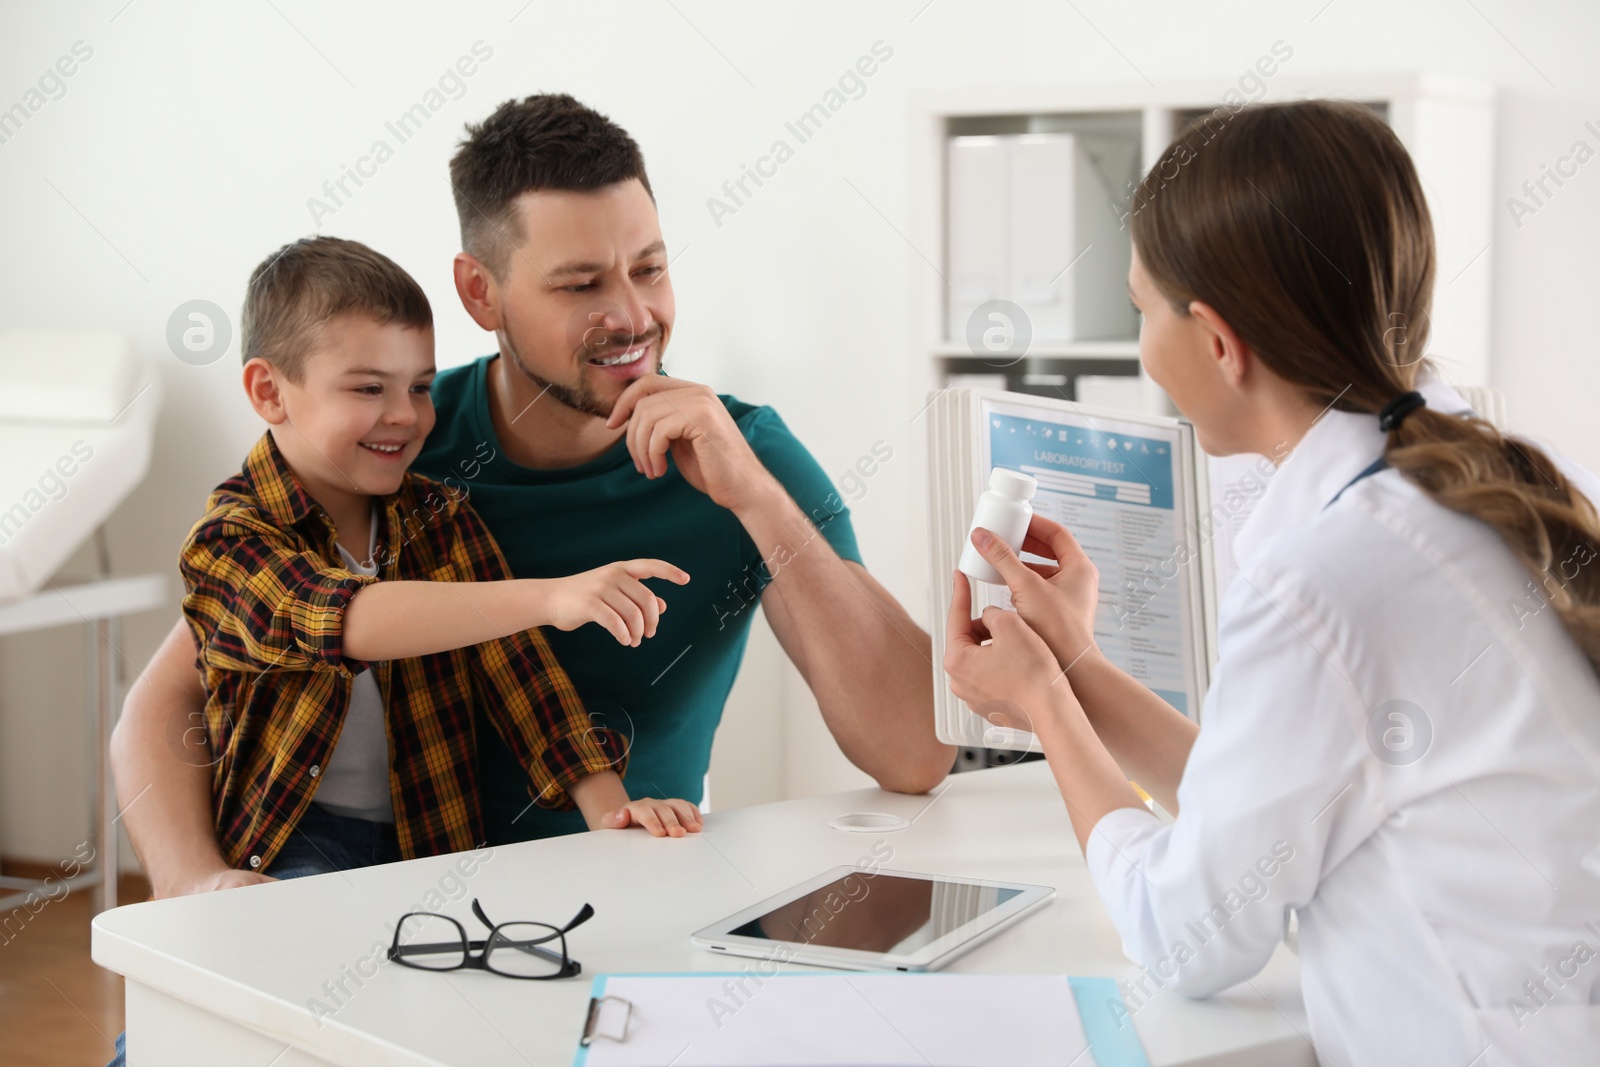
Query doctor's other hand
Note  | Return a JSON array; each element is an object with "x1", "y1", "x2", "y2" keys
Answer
[
  {"x1": 966, "y1": 515, "x2": 1100, "y2": 670},
  {"x1": 605, "y1": 797, "x2": 704, "y2": 838},
  {"x1": 943, "y1": 569, "x2": 1067, "y2": 734}
]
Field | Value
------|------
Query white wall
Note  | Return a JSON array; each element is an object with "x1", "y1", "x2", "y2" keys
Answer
[{"x1": 3, "y1": 0, "x2": 1597, "y2": 864}]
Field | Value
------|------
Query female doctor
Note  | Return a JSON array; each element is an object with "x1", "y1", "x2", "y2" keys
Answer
[{"x1": 943, "y1": 99, "x2": 1600, "y2": 1067}]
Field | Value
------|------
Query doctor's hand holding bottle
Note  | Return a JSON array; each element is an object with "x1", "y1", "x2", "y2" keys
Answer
[
  {"x1": 963, "y1": 514, "x2": 1102, "y2": 671},
  {"x1": 943, "y1": 524, "x2": 1151, "y2": 847},
  {"x1": 944, "y1": 514, "x2": 1200, "y2": 825}
]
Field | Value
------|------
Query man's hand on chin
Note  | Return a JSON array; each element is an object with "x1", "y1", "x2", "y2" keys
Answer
[{"x1": 605, "y1": 374, "x2": 782, "y2": 515}]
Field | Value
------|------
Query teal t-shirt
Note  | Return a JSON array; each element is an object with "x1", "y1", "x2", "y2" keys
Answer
[{"x1": 412, "y1": 355, "x2": 862, "y2": 842}]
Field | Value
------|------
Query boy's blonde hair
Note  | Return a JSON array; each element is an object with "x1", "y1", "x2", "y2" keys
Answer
[{"x1": 241, "y1": 236, "x2": 431, "y2": 382}]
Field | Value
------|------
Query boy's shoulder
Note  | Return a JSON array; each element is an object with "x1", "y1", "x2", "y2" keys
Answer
[
  {"x1": 377, "y1": 469, "x2": 507, "y2": 578},
  {"x1": 184, "y1": 435, "x2": 479, "y2": 555},
  {"x1": 383, "y1": 468, "x2": 481, "y2": 549},
  {"x1": 390, "y1": 467, "x2": 464, "y2": 513},
  {"x1": 185, "y1": 433, "x2": 322, "y2": 549}
]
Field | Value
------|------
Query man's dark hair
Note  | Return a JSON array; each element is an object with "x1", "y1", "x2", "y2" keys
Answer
[
  {"x1": 240, "y1": 236, "x2": 431, "y2": 382},
  {"x1": 449, "y1": 94, "x2": 653, "y2": 279}
]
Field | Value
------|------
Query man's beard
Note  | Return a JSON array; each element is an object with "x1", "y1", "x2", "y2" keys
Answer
[{"x1": 501, "y1": 313, "x2": 663, "y2": 419}]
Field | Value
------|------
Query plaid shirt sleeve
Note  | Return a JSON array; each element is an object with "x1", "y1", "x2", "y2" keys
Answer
[
  {"x1": 470, "y1": 627, "x2": 630, "y2": 812},
  {"x1": 445, "y1": 501, "x2": 628, "y2": 811},
  {"x1": 180, "y1": 508, "x2": 376, "y2": 675}
]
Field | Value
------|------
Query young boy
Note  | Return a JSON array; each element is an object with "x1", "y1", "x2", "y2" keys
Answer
[{"x1": 180, "y1": 235, "x2": 701, "y2": 880}]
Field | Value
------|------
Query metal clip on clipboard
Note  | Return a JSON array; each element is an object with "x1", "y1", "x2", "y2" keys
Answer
[{"x1": 581, "y1": 995, "x2": 632, "y2": 1047}]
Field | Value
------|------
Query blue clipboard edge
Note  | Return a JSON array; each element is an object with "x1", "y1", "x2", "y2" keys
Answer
[
  {"x1": 573, "y1": 972, "x2": 1150, "y2": 1067},
  {"x1": 1071, "y1": 976, "x2": 1154, "y2": 1067}
]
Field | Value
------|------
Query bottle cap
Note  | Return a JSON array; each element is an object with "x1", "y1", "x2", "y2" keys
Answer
[{"x1": 988, "y1": 467, "x2": 1037, "y2": 500}]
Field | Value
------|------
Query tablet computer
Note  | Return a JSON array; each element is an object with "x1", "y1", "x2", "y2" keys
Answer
[{"x1": 691, "y1": 866, "x2": 1054, "y2": 972}]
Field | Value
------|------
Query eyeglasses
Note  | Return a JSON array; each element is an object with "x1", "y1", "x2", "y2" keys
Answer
[{"x1": 387, "y1": 898, "x2": 594, "y2": 980}]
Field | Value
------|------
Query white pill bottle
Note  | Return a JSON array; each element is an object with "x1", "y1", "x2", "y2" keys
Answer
[{"x1": 957, "y1": 468, "x2": 1038, "y2": 585}]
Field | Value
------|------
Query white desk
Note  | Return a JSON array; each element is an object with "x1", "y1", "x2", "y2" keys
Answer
[{"x1": 93, "y1": 761, "x2": 1314, "y2": 1066}]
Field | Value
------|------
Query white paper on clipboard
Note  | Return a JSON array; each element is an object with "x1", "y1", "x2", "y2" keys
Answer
[{"x1": 576, "y1": 973, "x2": 1100, "y2": 1067}]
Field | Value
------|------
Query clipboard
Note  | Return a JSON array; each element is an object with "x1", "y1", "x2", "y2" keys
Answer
[{"x1": 573, "y1": 971, "x2": 1152, "y2": 1067}]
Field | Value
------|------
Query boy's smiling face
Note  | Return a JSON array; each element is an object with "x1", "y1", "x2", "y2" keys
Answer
[{"x1": 244, "y1": 314, "x2": 437, "y2": 519}]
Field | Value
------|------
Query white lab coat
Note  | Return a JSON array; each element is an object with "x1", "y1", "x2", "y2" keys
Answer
[{"x1": 1086, "y1": 372, "x2": 1600, "y2": 1066}]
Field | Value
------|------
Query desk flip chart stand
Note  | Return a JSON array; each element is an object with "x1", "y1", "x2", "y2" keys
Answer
[
  {"x1": 928, "y1": 387, "x2": 1219, "y2": 745},
  {"x1": 574, "y1": 972, "x2": 1152, "y2": 1067}
]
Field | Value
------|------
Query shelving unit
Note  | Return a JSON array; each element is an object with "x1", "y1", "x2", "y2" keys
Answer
[
  {"x1": 913, "y1": 74, "x2": 1496, "y2": 772},
  {"x1": 910, "y1": 73, "x2": 1497, "y2": 412}
]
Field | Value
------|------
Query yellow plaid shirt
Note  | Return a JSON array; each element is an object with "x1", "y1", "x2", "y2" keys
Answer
[{"x1": 180, "y1": 433, "x2": 626, "y2": 872}]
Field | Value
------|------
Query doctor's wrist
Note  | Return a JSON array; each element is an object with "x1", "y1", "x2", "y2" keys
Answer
[
  {"x1": 1052, "y1": 638, "x2": 1104, "y2": 678},
  {"x1": 1023, "y1": 678, "x2": 1089, "y2": 740}
]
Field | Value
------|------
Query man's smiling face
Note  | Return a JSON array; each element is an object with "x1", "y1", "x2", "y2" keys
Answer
[{"x1": 489, "y1": 178, "x2": 674, "y2": 418}]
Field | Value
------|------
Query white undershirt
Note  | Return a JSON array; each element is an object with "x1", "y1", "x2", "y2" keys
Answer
[{"x1": 314, "y1": 508, "x2": 395, "y2": 823}]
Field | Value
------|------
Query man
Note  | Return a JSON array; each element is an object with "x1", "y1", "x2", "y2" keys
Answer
[{"x1": 111, "y1": 94, "x2": 951, "y2": 896}]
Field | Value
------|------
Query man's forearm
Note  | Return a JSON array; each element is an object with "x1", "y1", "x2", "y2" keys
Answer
[
  {"x1": 736, "y1": 481, "x2": 952, "y2": 794},
  {"x1": 112, "y1": 702, "x2": 228, "y2": 896},
  {"x1": 110, "y1": 619, "x2": 234, "y2": 896}
]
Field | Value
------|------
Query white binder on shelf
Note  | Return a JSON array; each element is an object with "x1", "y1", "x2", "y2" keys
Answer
[
  {"x1": 928, "y1": 387, "x2": 1224, "y2": 751},
  {"x1": 945, "y1": 133, "x2": 1136, "y2": 345},
  {"x1": 946, "y1": 136, "x2": 1011, "y2": 343},
  {"x1": 1009, "y1": 133, "x2": 1133, "y2": 342}
]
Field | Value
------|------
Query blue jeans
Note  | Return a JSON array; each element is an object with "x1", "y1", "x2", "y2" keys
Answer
[
  {"x1": 107, "y1": 805, "x2": 399, "y2": 1066},
  {"x1": 267, "y1": 803, "x2": 401, "y2": 878}
]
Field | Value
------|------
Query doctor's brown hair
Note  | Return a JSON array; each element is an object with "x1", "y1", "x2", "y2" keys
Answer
[{"x1": 1129, "y1": 99, "x2": 1600, "y2": 674}]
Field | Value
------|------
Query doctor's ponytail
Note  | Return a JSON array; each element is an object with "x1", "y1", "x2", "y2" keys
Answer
[{"x1": 1128, "y1": 99, "x2": 1600, "y2": 675}]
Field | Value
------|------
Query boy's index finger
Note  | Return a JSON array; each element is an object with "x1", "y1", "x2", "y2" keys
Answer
[{"x1": 624, "y1": 559, "x2": 690, "y2": 584}]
